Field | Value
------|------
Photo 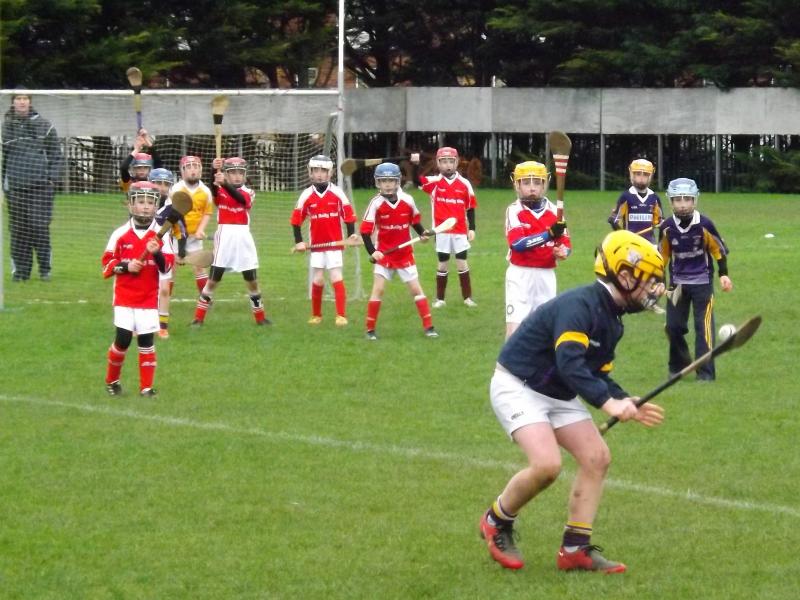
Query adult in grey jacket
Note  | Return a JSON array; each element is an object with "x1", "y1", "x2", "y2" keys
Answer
[{"x1": 2, "y1": 89, "x2": 64, "y2": 281}]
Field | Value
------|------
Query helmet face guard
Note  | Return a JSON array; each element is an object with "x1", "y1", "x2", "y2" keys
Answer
[
  {"x1": 628, "y1": 159, "x2": 655, "y2": 189},
  {"x1": 436, "y1": 147, "x2": 459, "y2": 176},
  {"x1": 374, "y1": 162, "x2": 401, "y2": 196},
  {"x1": 595, "y1": 230, "x2": 665, "y2": 312},
  {"x1": 513, "y1": 161, "x2": 549, "y2": 202},
  {"x1": 666, "y1": 177, "x2": 699, "y2": 218},
  {"x1": 128, "y1": 182, "x2": 160, "y2": 226},
  {"x1": 308, "y1": 154, "x2": 334, "y2": 184},
  {"x1": 180, "y1": 156, "x2": 202, "y2": 182},
  {"x1": 223, "y1": 158, "x2": 247, "y2": 186}
]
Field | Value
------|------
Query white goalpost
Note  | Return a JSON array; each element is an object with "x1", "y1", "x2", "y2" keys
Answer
[{"x1": 0, "y1": 88, "x2": 364, "y2": 311}]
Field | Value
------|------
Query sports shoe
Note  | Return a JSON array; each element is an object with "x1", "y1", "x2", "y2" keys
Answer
[
  {"x1": 335, "y1": 315, "x2": 348, "y2": 327},
  {"x1": 158, "y1": 328, "x2": 170, "y2": 339},
  {"x1": 432, "y1": 299, "x2": 446, "y2": 309},
  {"x1": 140, "y1": 388, "x2": 158, "y2": 397},
  {"x1": 106, "y1": 381, "x2": 122, "y2": 396},
  {"x1": 556, "y1": 545, "x2": 626, "y2": 574},
  {"x1": 256, "y1": 318, "x2": 273, "y2": 326},
  {"x1": 650, "y1": 304, "x2": 666, "y2": 314},
  {"x1": 190, "y1": 319, "x2": 203, "y2": 327},
  {"x1": 308, "y1": 316, "x2": 323, "y2": 325},
  {"x1": 479, "y1": 511, "x2": 524, "y2": 570},
  {"x1": 463, "y1": 297, "x2": 478, "y2": 308},
  {"x1": 424, "y1": 327, "x2": 439, "y2": 338},
  {"x1": 365, "y1": 330, "x2": 378, "y2": 341}
]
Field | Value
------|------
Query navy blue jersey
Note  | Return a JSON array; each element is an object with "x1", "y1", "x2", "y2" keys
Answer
[
  {"x1": 611, "y1": 187, "x2": 663, "y2": 243},
  {"x1": 497, "y1": 282, "x2": 629, "y2": 408},
  {"x1": 659, "y1": 212, "x2": 728, "y2": 285}
]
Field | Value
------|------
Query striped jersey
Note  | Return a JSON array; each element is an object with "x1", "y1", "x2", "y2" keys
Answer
[
  {"x1": 498, "y1": 281, "x2": 629, "y2": 408},
  {"x1": 360, "y1": 191, "x2": 421, "y2": 269},
  {"x1": 102, "y1": 219, "x2": 174, "y2": 309},
  {"x1": 610, "y1": 187, "x2": 663, "y2": 243},
  {"x1": 419, "y1": 173, "x2": 476, "y2": 234},
  {"x1": 505, "y1": 198, "x2": 572, "y2": 269},
  {"x1": 290, "y1": 183, "x2": 356, "y2": 248},
  {"x1": 659, "y1": 212, "x2": 728, "y2": 285}
]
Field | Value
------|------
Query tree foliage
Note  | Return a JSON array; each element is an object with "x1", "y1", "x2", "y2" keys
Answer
[{"x1": 1, "y1": 0, "x2": 798, "y2": 89}]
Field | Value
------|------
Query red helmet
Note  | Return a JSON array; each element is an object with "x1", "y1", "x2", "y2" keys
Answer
[
  {"x1": 223, "y1": 157, "x2": 247, "y2": 172},
  {"x1": 127, "y1": 181, "x2": 160, "y2": 226},
  {"x1": 130, "y1": 153, "x2": 153, "y2": 169},
  {"x1": 436, "y1": 147, "x2": 459, "y2": 160},
  {"x1": 180, "y1": 155, "x2": 202, "y2": 168}
]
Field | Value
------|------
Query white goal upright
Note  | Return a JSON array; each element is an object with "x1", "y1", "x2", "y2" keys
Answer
[{"x1": 0, "y1": 89, "x2": 364, "y2": 311}]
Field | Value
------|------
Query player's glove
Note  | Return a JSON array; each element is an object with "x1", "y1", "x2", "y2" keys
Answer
[
  {"x1": 178, "y1": 237, "x2": 187, "y2": 259},
  {"x1": 422, "y1": 229, "x2": 436, "y2": 238},
  {"x1": 607, "y1": 214, "x2": 621, "y2": 230},
  {"x1": 548, "y1": 221, "x2": 567, "y2": 239}
]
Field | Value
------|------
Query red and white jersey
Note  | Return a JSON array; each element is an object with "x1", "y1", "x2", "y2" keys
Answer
[
  {"x1": 102, "y1": 220, "x2": 175, "y2": 309},
  {"x1": 505, "y1": 198, "x2": 572, "y2": 269},
  {"x1": 360, "y1": 191, "x2": 421, "y2": 269},
  {"x1": 215, "y1": 184, "x2": 254, "y2": 225},
  {"x1": 290, "y1": 183, "x2": 356, "y2": 249},
  {"x1": 419, "y1": 173, "x2": 476, "y2": 234}
]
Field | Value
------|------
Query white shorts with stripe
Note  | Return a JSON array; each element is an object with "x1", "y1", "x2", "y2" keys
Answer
[
  {"x1": 309, "y1": 249, "x2": 343, "y2": 270},
  {"x1": 505, "y1": 264, "x2": 557, "y2": 324},
  {"x1": 435, "y1": 232, "x2": 471, "y2": 255},
  {"x1": 490, "y1": 366, "x2": 591, "y2": 438},
  {"x1": 213, "y1": 224, "x2": 259, "y2": 272},
  {"x1": 114, "y1": 307, "x2": 159, "y2": 335},
  {"x1": 374, "y1": 263, "x2": 419, "y2": 283}
]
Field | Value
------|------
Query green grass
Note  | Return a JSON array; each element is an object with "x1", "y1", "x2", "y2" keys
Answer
[{"x1": 1, "y1": 188, "x2": 798, "y2": 599}]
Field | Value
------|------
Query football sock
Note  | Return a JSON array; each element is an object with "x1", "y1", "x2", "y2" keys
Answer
[
  {"x1": 250, "y1": 293, "x2": 266, "y2": 323},
  {"x1": 436, "y1": 271, "x2": 448, "y2": 301},
  {"x1": 195, "y1": 275, "x2": 208, "y2": 293},
  {"x1": 106, "y1": 343, "x2": 127, "y2": 384},
  {"x1": 311, "y1": 283, "x2": 324, "y2": 317},
  {"x1": 138, "y1": 345, "x2": 156, "y2": 391},
  {"x1": 366, "y1": 299, "x2": 381, "y2": 331},
  {"x1": 458, "y1": 268, "x2": 472, "y2": 300},
  {"x1": 414, "y1": 294, "x2": 432, "y2": 329},
  {"x1": 332, "y1": 280, "x2": 346, "y2": 317},
  {"x1": 194, "y1": 293, "x2": 212, "y2": 322},
  {"x1": 562, "y1": 520, "x2": 592, "y2": 550},
  {"x1": 488, "y1": 496, "x2": 516, "y2": 526}
]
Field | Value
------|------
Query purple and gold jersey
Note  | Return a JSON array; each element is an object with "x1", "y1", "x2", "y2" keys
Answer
[
  {"x1": 611, "y1": 187, "x2": 663, "y2": 243},
  {"x1": 659, "y1": 212, "x2": 728, "y2": 285}
]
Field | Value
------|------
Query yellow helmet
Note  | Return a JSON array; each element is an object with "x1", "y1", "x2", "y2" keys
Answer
[
  {"x1": 594, "y1": 229, "x2": 664, "y2": 286},
  {"x1": 512, "y1": 161, "x2": 548, "y2": 182},
  {"x1": 629, "y1": 158, "x2": 654, "y2": 186}
]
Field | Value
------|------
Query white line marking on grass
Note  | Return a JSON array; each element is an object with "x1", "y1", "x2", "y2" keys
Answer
[{"x1": 3, "y1": 394, "x2": 799, "y2": 519}]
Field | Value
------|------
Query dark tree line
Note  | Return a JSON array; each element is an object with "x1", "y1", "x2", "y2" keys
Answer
[{"x1": 3, "y1": 0, "x2": 798, "y2": 89}]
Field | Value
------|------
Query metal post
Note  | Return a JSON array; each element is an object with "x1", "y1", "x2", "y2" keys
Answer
[
  {"x1": 715, "y1": 134, "x2": 722, "y2": 193},
  {"x1": 490, "y1": 133, "x2": 497, "y2": 184},
  {"x1": 657, "y1": 134, "x2": 664, "y2": 190},
  {"x1": 599, "y1": 133, "x2": 606, "y2": 191}
]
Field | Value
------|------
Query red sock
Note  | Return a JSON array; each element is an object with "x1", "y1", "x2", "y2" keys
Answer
[
  {"x1": 138, "y1": 345, "x2": 156, "y2": 391},
  {"x1": 106, "y1": 343, "x2": 127, "y2": 384},
  {"x1": 195, "y1": 275, "x2": 208, "y2": 293},
  {"x1": 194, "y1": 294, "x2": 211, "y2": 322},
  {"x1": 366, "y1": 299, "x2": 381, "y2": 331},
  {"x1": 250, "y1": 294, "x2": 266, "y2": 324},
  {"x1": 332, "y1": 280, "x2": 346, "y2": 317},
  {"x1": 311, "y1": 283, "x2": 324, "y2": 317},
  {"x1": 415, "y1": 295, "x2": 432, "y2": 329}
]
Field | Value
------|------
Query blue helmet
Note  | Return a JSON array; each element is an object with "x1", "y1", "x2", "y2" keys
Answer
[
  {"x1": 374, "y1": 162, "x2": 401, "y2": 179},
  {"x1": 148, "y1": 168, "x2": 174, "y2": 185},
  {"x1": 666, "y1": 177, "x2": 699, "y2": 200}
]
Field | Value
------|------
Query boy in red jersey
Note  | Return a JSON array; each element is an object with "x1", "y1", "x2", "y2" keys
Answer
[
  {"x1": 504, "y1": 161, "x2": 571, "y2": 338},
  {"x1": 191, "y1": 157, "x2": 269, "y2": 326},
  {"x1": 102, "y1": 181, "x2": 175, "y2": 397},
  {"x1": 291, "y1": 155, "x2": 359, "y2": 326},
  {"x1": 411, "y1": 147, "x2": 478, "y2": 308},
  {"x1": 360, "y1": 163, "x2": 437, "y2": 340}
]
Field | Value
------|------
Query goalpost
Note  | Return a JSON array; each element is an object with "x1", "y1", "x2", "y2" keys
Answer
[{"x1": 0, "y1": 89, "x2": 364, "y2": 311}]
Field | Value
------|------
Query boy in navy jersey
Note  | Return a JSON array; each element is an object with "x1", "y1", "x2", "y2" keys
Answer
[
  {"x1": 608, "y1": 158, "x2": 663, "y2": 244},
  {"x1": 659, "y1": 178, "x2": 733, "y2": 380}
]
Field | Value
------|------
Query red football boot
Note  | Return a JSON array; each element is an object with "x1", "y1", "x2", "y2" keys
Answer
[
  {"x1": 479, "y1": 511, "x2": 524, "y2": 570},
  {"x1": 557, "y1": 545, "x2": 626, "y2": 574}
]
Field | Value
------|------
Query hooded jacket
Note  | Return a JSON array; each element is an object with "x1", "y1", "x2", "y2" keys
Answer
[{"x1": 2, "y1": 105, "x2": 64, "y2": 188}]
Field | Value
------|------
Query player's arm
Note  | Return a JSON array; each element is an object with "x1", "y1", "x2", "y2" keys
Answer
[
  {"x1": 119, "y1": 154, "x2": 133, "y2": 184},
  {"x1": 467, "y1": 207, "x2": 476, "y2": 235},
  {"x1": 607, "y1": 196, "x2": 625, "y2": 230},
  {"x1": 509, "y1": 221, "x2": 567, "y2": 252},
  {"x1": 360, "y1": 221, "x2": 377, "y2": 256}
]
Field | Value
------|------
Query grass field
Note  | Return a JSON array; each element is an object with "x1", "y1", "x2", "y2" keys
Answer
[{"x1": 1, "y1": 187, "x2": 798, "y2": 599}]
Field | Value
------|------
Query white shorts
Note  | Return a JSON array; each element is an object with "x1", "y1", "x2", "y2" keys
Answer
[
  {"x1": 374, "y1": 263, "x2": 419, "y2": 284},
  {"x1": 435, "y1": 232, "x2": 471, "y2": 255},
  {"x1": 505, "y1": 264, "x2": 557, "y2": 324},
  {"x1": 185, "y1": 236, "x2": 204, "y2": 254},
  {"x1": 213, "y1": 225, "x2": 259, "y2": 272},
  {"x1": 309, "y1": 249, "x2": 344, "y2": 270},
  {"x1": 114, "y1": 306, "x2": 160, "y2": 335},
  {"x1": 490, "y1": 366, "x2": 591, "y2": 438}
]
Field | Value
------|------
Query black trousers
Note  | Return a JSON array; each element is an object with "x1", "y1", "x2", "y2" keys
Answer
[
  {"x1": 7, "y1": 183, "x2": 54, "y2": 280},
  {"x1": 665, "y1": 282, "x2": 716, "y2": 380}
]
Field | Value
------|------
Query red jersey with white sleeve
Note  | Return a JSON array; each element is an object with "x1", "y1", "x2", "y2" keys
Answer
[
  {"x1": 290, "y1": 183, "x2": 356, "y2": 249},
  {"x1": 102, "y1": 220, "x2": 175, "y2": 308},
  {"x1": 505, "y1": 198, "x2": 572, "y2": 269},
  {"x1": 360, "y1": 190, "x2": 421, "y2": 269},
  {"x1": 215, "y1": 184, "x2": 254, "y2": 225},
  {"x1": 419, "y1": 173, "x2": 476, "y2": 234}
]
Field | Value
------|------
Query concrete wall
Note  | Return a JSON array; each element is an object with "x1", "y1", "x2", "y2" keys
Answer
[{"x1": 2, "y1": 87, "x2": 799, "y2": 137}]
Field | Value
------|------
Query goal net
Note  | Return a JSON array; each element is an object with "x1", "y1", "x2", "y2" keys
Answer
[{"x1": 0, "y1": 90, "x2": 364, "y2": 314}]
